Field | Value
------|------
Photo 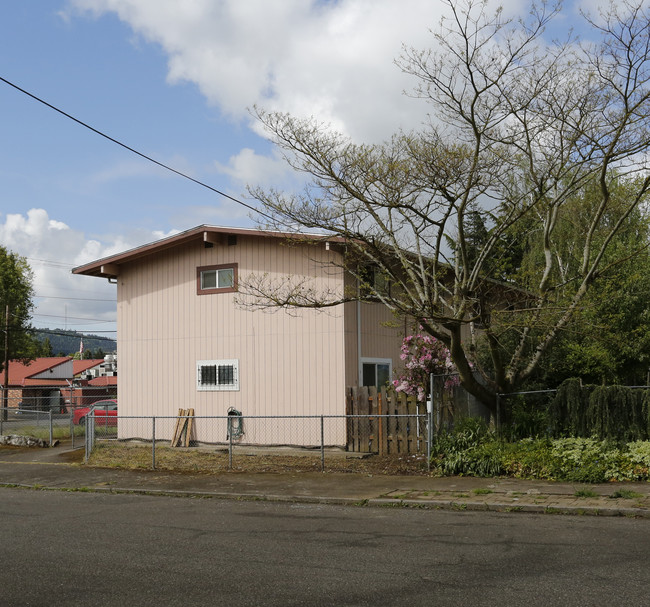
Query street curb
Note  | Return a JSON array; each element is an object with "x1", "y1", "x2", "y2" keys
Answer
[{"x1": 3, "y1": 482, "x2": 649, "y2": 517}]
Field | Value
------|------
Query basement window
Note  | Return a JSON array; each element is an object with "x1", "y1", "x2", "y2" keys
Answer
[{"x1": 197, "y1": 360, "x2": 239, "y2": 391}]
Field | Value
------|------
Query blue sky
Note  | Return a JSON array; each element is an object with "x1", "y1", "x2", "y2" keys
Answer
[{"x1": 0, "y1": 0, "x2": 600, "y2": 337}]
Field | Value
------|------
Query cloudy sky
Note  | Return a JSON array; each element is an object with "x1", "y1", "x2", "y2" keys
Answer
[{"x1": 0, "y1": 0, "x2": 600, "y2": 336}]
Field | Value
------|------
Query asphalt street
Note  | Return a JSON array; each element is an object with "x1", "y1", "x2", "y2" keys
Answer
[{"x1": 1, "y1": 488, "x2": 649, "y2": 607}]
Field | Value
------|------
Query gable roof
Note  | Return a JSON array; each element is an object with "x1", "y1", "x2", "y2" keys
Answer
[
  {"x1": 73, "y1": 359, "x2": 105, "y2": 376},
  {"x1": 72, "y1": 225, "x2": 344, "y2": 278},
  {"x1": 3, "y1": 357, "x2": 73, "y2": 387}
]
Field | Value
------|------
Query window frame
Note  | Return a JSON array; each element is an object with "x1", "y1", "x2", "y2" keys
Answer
[
  {"x1": 196, "y1": 359, "x2": 240, "y2": 392},
  {"x1": 359, "y1": 265, "x2": 391, "y2": 300},
  {"x1": 197, "y1": 263, "x2": 238, "y2": 295},
  {"x1": 360, "y1": 357, "x2": 392, "y2": 389}
]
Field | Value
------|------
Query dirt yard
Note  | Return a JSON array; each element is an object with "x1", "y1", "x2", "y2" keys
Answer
[{"x1": 86, "y1": 443, "x2": 432, "y2": 475}]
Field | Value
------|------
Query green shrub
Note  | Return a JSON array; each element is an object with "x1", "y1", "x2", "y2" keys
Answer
[
  {"x1": 502, "y1": 396, "x2": 550, "y2": 440},
  {"x1": 430, "y1": 432, "x2": 650, "y2": 482},
  {"x1": 547, "y1": 380, "x2": 650, "y2": 441},
  {"x1": 499, "y1": 438, "x2": 555, "y2": 479},
  {"x1": 548, "y1": 438, "x2": 615, "y2": 483},
  {"x1": 587, "y1": 386, "x2": 647, "y2": 442},
  {"x1": 431, "y1": 417, "x2": 500, "y2": 476}
]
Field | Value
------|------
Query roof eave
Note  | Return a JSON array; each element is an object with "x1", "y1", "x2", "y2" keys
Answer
[{"x1": 72, "y1": 225, "x2": 346, "y2": 278}]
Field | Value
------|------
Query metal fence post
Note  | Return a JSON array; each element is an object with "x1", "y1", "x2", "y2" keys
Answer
[
  {"x1": 152, "y1": 416, "x2": 156, "y2": 470},
  {"x1": 84, "y1": 415, "x2": 90, "y2": 463},
  {"x1": 85, "y1": 414, "x2": 95, "y2": 463},
  {"x1": 48, "y1": 411, "x2": 53, "y2": 446},
  {"x1": 427, "y1": 408, "x2": 432, "y2": 472},
  {"x1": 320, "y1": 415, "x2": 325, "y2": 472},
  {"x1": 229, "y1": 424, "x2": 233, "y2": 470}
]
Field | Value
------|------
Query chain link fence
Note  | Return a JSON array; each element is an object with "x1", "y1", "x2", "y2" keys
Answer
[
  {"x1": 0, "y1": 402, "x2": 111, "y2": 449},
  {"x1": 84, "y1": 412, "x2": 434, "y2": 472}
]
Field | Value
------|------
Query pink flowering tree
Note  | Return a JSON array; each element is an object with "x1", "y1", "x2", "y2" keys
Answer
[{"x1": 393, "y1": 333, "x2": 459, "y2": 402}]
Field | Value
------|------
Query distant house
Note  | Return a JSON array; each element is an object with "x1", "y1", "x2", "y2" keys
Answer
[
  {"x1": 1, "y1": 357, "x2": 73, "y2": 411},
  {"x1": 0, "y1": 356, "x2": 120, "y2": 413},
  {"x1": 72, "y1": 357, "x2": 118, "y2": 406},
  {"x1": 73, "y1": 225, "x2": 405, "y2": 445}
]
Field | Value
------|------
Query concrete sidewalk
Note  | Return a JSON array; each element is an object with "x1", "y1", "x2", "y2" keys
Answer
[{"x1": 1, "y1": 441, "x2": 649, "y2": 517}]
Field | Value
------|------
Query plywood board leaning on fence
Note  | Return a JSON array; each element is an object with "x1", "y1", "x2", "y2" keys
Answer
[{"x1": 171, "y1": 408, "x2": 195, "y2": 447}]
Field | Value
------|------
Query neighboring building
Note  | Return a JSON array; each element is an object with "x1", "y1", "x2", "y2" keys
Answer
[
  {"x1": 72, "y1": 357, "x2": 118, "y2": 406},
  {"x1": 0, "y1": 357, "x2": 119, "y2": 412},
  {"x1": 72, "y1": 225, "x2": 406, "y2": 445},
  {"x1": 1, "y1": 357, "x2": 73, "y2": 411}
]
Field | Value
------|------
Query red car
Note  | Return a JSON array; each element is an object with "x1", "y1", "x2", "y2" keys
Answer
[{"x1": 73, "y1": 400, "x2": 118, "y2": 426}]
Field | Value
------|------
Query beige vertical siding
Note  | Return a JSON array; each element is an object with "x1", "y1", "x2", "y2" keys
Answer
[
  {"x1": 117, "y1": 236, "x2": 347, "y2": 444},
  {"x1": 341, "y1": 272, "x2": 406, "y2": 389}
]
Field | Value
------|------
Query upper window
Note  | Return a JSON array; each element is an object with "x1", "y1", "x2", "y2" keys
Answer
[
  {"x1": 359, "y1": 265, "x2": 391, "y2": 299},
  {"x1": 197, "y1": 359, "x2": 239, "y2": 391},
  {"x1": 197, "y1": 263, "x2": 238, "y2": 295}
]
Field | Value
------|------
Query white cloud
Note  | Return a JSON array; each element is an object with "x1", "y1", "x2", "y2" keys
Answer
[
  {"x1": 0, "y1": 209, "x2": 177, "y2": 333},
  {"x1": 215, "y1": 147, "x2": 294, "y2": 187},
  {"x1": 65, "y1": 0, "x2": 458, "y2": 142}
]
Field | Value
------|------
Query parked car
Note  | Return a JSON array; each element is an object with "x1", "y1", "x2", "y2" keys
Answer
[{"x1": 73, "y1": 400, "x2": 118, "y2": 426}]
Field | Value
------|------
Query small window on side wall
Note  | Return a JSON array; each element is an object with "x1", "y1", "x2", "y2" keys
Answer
[
  {"x1": 361, "y1": 358, "x2": 392, "y2": 389},
  {"x1": 197, "y1": 360, "x2": 239, "y2": 391},
  {"x1": 197, "y1": 264, "x2": 237, "y2": 295}
]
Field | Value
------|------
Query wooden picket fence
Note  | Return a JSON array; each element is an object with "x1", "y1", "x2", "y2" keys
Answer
[{"x1": 345, "y1": 387, "x2": 428, "y2": 454}]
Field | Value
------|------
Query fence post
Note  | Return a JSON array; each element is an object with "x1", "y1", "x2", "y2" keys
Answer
[
  {"x1": 427, "y1": 408, "x2": 432, "y2": 472},
  {"x1": 320, "y1": 415, "x2": 325, "y2": 472},
  {"x1": 48, "y1": 411, "x2": 53, "y2": 446},
  {"x1": 229, "y1": 423, "x2": 233, "y2": 470},
  {"x1": 152, "y1": 416, "x2": 156, "y2": 470},
  {"x1": 69, "y1": 408, "x2": 75, "y2": 448},
  {"x1": 84, "y1": 414, "x2": 91, "y2": 462}
]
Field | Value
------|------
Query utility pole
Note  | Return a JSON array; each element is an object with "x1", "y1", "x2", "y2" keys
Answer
[{"x1": 2, "y1": 305, "x2": 9, "y2": 421}]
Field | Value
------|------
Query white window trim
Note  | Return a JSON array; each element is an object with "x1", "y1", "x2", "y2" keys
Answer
[
  {"x1": 197, "y1": 359, "x2": 240, "y2": 391},
  {"x1": 360, "y1": 357, "x2": 392, "y2": 388}
]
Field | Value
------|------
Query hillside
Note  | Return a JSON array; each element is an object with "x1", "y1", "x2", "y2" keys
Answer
[{"x1": 35, "y1": 329, "x2": 116, "y2": 357}]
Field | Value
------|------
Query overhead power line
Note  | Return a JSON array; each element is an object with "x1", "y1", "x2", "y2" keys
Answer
[
  {"x1": 0, "y1": 75, "x2": 275, "y2": 222},
  {"x1": 30, "y1": 328, "x2": 117, "y2": 338},
  {"x1": 34, "y1": 294, "x2": 116, "y2": 302},
  {"x1": 26, "y1": 257, "x2": 75, "y2": 269}
]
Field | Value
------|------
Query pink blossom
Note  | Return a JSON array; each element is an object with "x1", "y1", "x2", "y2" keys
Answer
[{"x1": 393, "y1": 332, "x2": 459, "y2": 400}]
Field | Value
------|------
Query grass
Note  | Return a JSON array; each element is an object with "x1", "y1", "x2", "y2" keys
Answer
[
  {"x1": 610, "y1": 489, "x2": 643, "y2": 499},
  {"x1": 574, "y1": 489, "x2": 599, "y2": 498},
  {"x1": 472, "y1": 488, "x2": 493, "y2": 495}
]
